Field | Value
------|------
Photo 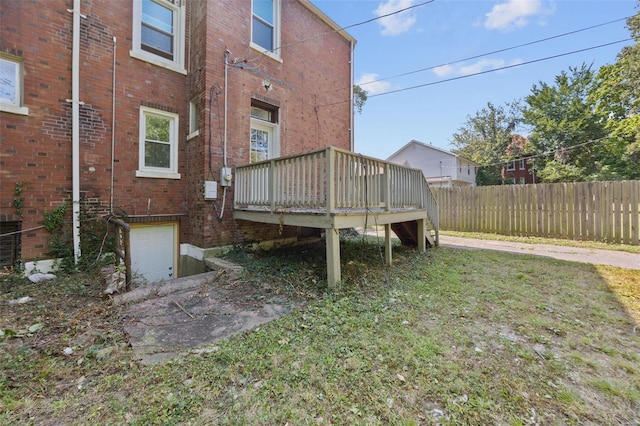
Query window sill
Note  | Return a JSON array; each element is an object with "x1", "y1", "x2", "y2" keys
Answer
[
  {"x1": 1, "y1": 104, "x2": 29, "y2": 115},
  {"x1": 130, "y1": 50, "x2": 187, "y2": 75},
  {"x1": 250, "y1": 42, "x2": 283, "y2": 63},
  {"x1": 187, "y1": 130, "x2": 200, "y2": 140},
  {"x1": 136, "y1": 170, "x2": 181, "y2": 179}
]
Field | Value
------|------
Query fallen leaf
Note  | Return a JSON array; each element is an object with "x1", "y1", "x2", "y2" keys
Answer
[{"x1": 397, "y1": 373, "x2": 406, "y2": 382}]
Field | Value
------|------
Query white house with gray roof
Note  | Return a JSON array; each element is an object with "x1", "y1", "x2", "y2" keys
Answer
[{"x1": 387, "y1": 140, "x2": 478, "y2": 188}]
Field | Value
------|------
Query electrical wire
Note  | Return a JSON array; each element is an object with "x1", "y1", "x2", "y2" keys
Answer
[
  {"x1": 368, "y1": 38, "x2": 632, "y2": 98},
  {"x1": 267, "y1": 0, "x2": 435, "y2": 56},
  {"x1": 476, "y1": 135, "x2": 612, "y2": 169},
  {"x1": 317, "y1": 38, "x2": 632, "y2": 108},
  {"x1": 359, "y1": 16, "x2": 631, "y2": 88}
]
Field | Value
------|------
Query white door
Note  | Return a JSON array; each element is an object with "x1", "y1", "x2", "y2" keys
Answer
[{"x1": 130, "y1": 224, "x2": 176, "y2": 283}]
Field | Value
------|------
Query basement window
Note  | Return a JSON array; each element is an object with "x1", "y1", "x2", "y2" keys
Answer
[{"x1": 0, "y1": 221, "x2": 21, "y2": 269}]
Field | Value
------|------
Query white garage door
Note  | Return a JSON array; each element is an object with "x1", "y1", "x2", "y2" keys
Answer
[{"x1": 130, "y1": 224, "x2": 177, "y2": 284}]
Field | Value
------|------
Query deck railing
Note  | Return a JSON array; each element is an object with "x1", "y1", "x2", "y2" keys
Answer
[{"x1": 234, "y1": 146, "x2": 439, "y2": 230}]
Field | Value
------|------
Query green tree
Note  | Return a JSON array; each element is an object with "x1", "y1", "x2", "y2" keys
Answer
[
  {"x1": 450, "y1": 101, "x2": 520, "y2": 185},
  {"x1": 353, "y1": 84, "x2": 367, "y2": 114},
  {"x1": 521, "y1": 64, "x2": 607, "y2": 182},
  {"x1": 588, "y1": 7, "x2": 640, "y2": 179}
]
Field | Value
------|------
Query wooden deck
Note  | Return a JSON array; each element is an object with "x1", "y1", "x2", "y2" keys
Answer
[{"x1": 233, "y1": 146, "x2": 439, "y2": 287}]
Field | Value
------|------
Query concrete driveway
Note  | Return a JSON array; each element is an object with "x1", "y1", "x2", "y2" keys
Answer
[{"x1": 439, "y1": 235, "x2": 640, "y2": 270}]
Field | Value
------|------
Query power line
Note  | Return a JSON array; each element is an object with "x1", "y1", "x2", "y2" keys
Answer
[
  {"x1": 317, "y1": 38, "x2": 631, "y2": 109},
  {"x1": 268, "y1": 0, "x2": 435, "y2": 55},
  {"x1": 359, "y1": 16, "x2": 630, "y2": 88},
  {"x1": 368, "y1": 38, "x2": 631, "y2": 98},
  {"x1": 476, "y1": 136, "x2": 611, "y2": 169}
]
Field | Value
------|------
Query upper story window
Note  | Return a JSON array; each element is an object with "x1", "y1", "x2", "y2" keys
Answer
[
  {"x1": 519, "y1": 159, "x2": 526, "y2": 170},
  {"x1": 506, "y1": 161, "x2": 516, "y2": 171},
  {"x1": 251, "y1": 0, "x2": 281, "y2": 61},
  {"x1": 131, "y1": 0, "x2": 186, "y2": 74},
  {"x1": 136, "y1": 106, "x2": 181, "y2": 179},
  {"x1": 0, "y1": 55, "x2": 29, "y2": 115}
]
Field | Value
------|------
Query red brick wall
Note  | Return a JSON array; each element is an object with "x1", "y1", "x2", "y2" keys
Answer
[{"x1": 1, "y1": 0, "x2": 353, "y2": 262}]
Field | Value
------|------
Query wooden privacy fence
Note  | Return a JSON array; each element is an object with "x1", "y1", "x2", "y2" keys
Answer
[{"x1": 432, "y1": 180, "x2": 640, "y2": 245}]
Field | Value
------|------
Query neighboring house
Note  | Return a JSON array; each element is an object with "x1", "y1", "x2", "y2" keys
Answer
[
  {"x1": 502, "y1": 157, "x2": 539, "y2": 185},
  {"x1": 0, "y1": 0, "x2": 356, "y2": 281},
  {"x1": 387, "y1": 140, "x2": 478, "y2": 188},
  {"x1": 502, "y1": 134, "x2": 538, "y2": 184}
]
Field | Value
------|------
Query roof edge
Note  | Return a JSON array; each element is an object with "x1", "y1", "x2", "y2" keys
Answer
[
  {"x1": 388, "y1": 140, "x2": 480, "y2": 166},
  {"x1": 299, "y1": 0, "x2": 357, "y2": 45}
]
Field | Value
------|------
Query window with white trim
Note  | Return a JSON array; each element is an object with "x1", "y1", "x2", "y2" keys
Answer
[
  {"x1": 519, "y1": 159, "x2": 526, "y2": 170},
  {"x1": 131, "y1": 0, "x2": 186, "y2": 73},
  {"x1": 0, "y1": 55, "x2": 28, "y2": 115},
  {"x1": 251, "y1": 0, "x2": 281, "y2": 60},
  {"x1": 188, "y1": 99, "x2": 199, "y2": 139},
  {"x1": 250, "y1": 100, "x2": 279, "y2": 163},
  {"x1": 506, "y1": 161, "x2": 516, "y2": 171},
  {"x1": 136, "y1": 106, "x2": 181, "y2": 179}
]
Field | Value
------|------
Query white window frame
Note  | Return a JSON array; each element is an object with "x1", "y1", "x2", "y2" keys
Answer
[
  {"x1": 519, "y1": 159, "x2": 526, "y2": 170},
  {"x1": 250, "y1": 119, "x2": 279, "y2": 163},
  {"x1": 0, "y1": 55, "x2": 29, "y2": 115},
  {"x1": 187, "y1": 99, "x2": 199, "y2": 140},
  {"x1": 250, "y1": 0, "x2": 282, "y2": 63},
  {"x1": 131, "y1": 0, "x2": 187, "y2": 74},
  {"x1": 136, "y1": 106, "x2": 181, "y2": 179},
  {"x1": 506, "y1": 161, "x2": 516, "y2": 171}
]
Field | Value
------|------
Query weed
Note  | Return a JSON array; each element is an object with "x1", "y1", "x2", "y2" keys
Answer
[{"x1": 1, "y1": 241, "x2": 639, "y2": 424}]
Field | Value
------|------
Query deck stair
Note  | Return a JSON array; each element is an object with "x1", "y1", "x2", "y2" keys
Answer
[{"x1": 391, "y1": 220, "x2": 436, "y2": 247}]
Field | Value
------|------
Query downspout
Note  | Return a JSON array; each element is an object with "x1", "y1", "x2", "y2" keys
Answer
[
  {"x1": 70, "y1": 0, "x2": 82, "y2": 264},
  {"x1": 218, "y1": 49, "x2": 231, "y2": 220},
  {"x1": 110, "y1": 36, "x2": 117, "y2": 213},
  {"x1": 349, "y1": 40, "x2": 354, "y2": 152}
]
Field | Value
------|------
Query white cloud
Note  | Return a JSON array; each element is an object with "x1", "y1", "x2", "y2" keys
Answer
[
  {"x1": 356, "y1": 73, "x2": 391, "y2": 95},
  {"x1": 432, "y1": 64, "x2": 456, "y2": 78},
  {"x1": 484, "y1": 0, "x2": 552, "y2": 32},
  {"x1": 375, "y1": 0, "x2": 418, "y2": 36},
  {"x1": 459, "y1": 59, "x2": 507, "y2": 75},
  {"x1": 432, "y1": 59, "x2": 523, "y2": 78}
]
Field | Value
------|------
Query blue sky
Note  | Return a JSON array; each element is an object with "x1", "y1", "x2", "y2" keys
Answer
[{"x1": 312, "y1": 0, "x2": 637, "y2": 160}]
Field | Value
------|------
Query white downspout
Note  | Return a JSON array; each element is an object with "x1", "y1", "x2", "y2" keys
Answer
[
  {"x1": 70, "y1": 0, "x2": 82, "y2": 264},
  {"x1": 349, "y1": 40, "x2": 355, "y2": 152},
  {"x1": 110, "y1": 36, "x2": 117, "y2": 213}
]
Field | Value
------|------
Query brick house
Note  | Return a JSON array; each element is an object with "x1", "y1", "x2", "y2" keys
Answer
[
  {"x1": 0, "y1": 0, "x2": 356, "y2": 281},
  {"x1": 501, "y1": 134, "x2": 538, "y2": 185}
]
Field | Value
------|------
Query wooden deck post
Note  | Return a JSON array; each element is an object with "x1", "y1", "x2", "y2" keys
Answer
[
  {"x1": 326, "y1": 228, "x2": 341, "y2": 288},
  {"x1": 326, "y1": 147, "x2": 335, "y2": 215},
  {"x1": 417, "y1": 218, "x2": 426, "y2": 253},
  {"x1": 384, "y1": 223, "x2": 392, "y2": 265}
]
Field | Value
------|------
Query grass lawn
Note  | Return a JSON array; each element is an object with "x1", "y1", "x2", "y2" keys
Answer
[{"x1": 1, "y1": 236, "x2": 639, "y2": 425}]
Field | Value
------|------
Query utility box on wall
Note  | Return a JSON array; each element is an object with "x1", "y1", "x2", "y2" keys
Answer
[
  {"x1": 204, "y1": 181, "x2": 218, "y2": 200},
  {"x1": 220, "y1": 167, "x2": 233, "y2": 187}
]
